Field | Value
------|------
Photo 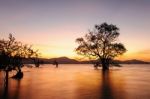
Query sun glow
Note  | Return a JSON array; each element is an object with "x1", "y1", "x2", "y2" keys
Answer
[
  {"x1": 33, "y1": 44, "x2": 77, "y2": 59},
  {"x1": 33, "y1": 43, "x2": 150, "y2": 62},
  {"x1": 0, "y1": 0, "x2": 149, "y2": 61}
]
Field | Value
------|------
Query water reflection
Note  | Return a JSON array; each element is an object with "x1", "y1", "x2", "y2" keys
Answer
[
  {"x1": 12, "y1": 79, "x2": 21, "y2": 99},
  {"x1": 74, "y1": 69, "x2": 126, "y2": 99},
  {"x1": 2, "y1": 80, "x2": 8, "y2": 99},
  {"x1": 101, "y1": 70, "x2": 114, "y2": 99},
  {"x1": 0, "y1": 64, "x2": 150, "y2": 99},
  {"x1": 100, "y1": 70, "x2": 126, "y2": 99},
  {"x1": 1, "y1": 78, "x2": 22, "y2": 99}
]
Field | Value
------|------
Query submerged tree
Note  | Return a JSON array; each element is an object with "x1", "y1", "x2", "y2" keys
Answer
[
  {"x1": 0, "y1": 34, "x2": 39, "y2": 81},
  {"x1": 75, "y1": 22, "x2": 126, "y2": 71}
]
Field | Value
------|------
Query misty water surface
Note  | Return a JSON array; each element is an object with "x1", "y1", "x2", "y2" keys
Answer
[{"x1": 0, "y1": 64, "x2": 150, "y2": 99}]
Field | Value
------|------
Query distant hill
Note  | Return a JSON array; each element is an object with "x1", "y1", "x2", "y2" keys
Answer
[
  {"x1": 22, "y1": 57, "x2": 79, "y2": 64},
  {"x1": 121, "y1": 59, "x2": 149, "y2": 64},
  {"x1": 45, "y1": 57, "x2": 79, "y2": 64},
  {"x1": 22, "y1": 57, "x2": 150, "y2": 64}
]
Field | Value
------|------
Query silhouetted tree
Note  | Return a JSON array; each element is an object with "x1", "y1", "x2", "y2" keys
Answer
[
  {"x1": 75, "y1": 22, "x2": 126, "y2": 70},
  {"x1": 0, "y1": 34, "x2": 39, "y2": 81},
  {"x1": 33, "y1": 58, "x2": 41, "y2": 67}
]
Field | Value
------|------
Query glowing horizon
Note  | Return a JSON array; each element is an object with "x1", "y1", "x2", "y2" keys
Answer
[{"x1": 0, "y1": 0, "x2": 150, "y2": 61}]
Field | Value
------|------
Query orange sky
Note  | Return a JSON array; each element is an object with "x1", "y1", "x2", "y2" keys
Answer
[{"x1": 0, "y1": 0, "x2": 150, "y2": 61}]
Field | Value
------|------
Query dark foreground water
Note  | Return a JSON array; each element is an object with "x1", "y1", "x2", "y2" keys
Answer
[{"x1": 0, "y1": 64, "x2": 150, "y2": 99}]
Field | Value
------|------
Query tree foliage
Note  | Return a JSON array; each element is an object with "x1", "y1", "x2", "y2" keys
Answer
[
  {"x1": 0, "y1": 34, "x2": 39, "y2": 71},
  {"x1": 75, "y1": 22, "x2": 126, "y2": 70}
]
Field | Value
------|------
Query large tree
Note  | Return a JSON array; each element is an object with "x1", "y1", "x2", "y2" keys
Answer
[
  {"x1": 75, "y1": 22, "x2": 126, "y2": 70},
  {"x1": 0, "y1": 34, "x2": 39, "y2": 82}
]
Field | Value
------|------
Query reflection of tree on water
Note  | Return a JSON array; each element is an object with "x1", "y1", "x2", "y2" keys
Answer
[
  {"x1": 74, "y1": 69, "x2": 125, "y2": 99},
  {"x1": 1, "y1": 77, "x2": 22, "y2": 99},
  {"x1": 2, "y1": 77, "x2": 8, "y2": 99},
  {"x1": 12, "y1": 79, "x2": 21, "y2": 99},
  {"x1": 101, "y1": 70, "x2": 114, "y2": 99},
  {"x1": 101, "y1": 70, "x2": 126, "y2": 99}
]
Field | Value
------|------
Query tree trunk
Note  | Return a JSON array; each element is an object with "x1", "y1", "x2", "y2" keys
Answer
[{"x1": 101, "y1": 58, "x2": 109, "y2": 71}]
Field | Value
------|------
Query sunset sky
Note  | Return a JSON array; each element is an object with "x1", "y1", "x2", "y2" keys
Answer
[{"x1": 0, "y1": 0, "x2": 150, "y2": 61}]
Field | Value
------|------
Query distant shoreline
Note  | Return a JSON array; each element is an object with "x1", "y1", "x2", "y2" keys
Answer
[{"x1": 22, "y1": 57, "x2": 150, "y2": 64}]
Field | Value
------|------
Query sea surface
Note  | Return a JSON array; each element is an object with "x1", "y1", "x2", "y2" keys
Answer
[{"x1": 0, "y1": 64, "x2": 150, "y2": 99}]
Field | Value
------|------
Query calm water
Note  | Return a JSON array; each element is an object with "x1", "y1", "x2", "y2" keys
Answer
[{"x1": 0, "y1": 64, "x2": 150, "y2": 99}]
